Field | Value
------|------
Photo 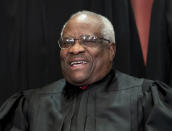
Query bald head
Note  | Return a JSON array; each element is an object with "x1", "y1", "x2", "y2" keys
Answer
[
  {"x1": 62, "y1": 14, "x2": 102, "y2": 39},
  {"x1": 61, "y1": 11, "x2": 115, "y2": 44}
]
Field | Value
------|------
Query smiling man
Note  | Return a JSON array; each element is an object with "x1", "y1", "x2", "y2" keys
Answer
[
  {"x1": 60, "y1": 12, "x2": 115, "y2": 86},
  {"x1": 0, "y1": 11, "x2": 172, "y2": 131}
]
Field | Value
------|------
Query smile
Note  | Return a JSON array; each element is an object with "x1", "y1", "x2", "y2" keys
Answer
[{"x1": 70, "y1": 61, "x2": 88, "y2": 66}]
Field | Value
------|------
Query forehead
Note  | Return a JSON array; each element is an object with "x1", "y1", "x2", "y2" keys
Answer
[{"x1": 63, "y1": 15, "x2": 102, "y2": 37}]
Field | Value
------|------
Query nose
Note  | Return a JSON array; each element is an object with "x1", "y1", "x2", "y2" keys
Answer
[{"x1": 68, "y1": 40, "x2": 85, "y2": 54}]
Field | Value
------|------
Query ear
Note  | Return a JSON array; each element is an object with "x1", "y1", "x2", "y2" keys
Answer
[{"x1": 109, "y1": 43, "x2": 116, "y2": 62}]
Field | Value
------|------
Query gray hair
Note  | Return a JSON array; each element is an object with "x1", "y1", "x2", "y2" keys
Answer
[{"x1": 60, "y1": 10, "x2": 115, "y2": 43}]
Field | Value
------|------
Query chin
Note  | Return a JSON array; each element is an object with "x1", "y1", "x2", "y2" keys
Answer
[
  {"x1": 63, "y1": 67, "x2": 94, "y2": 85},
  {"x1": 67, "y1": 74, "x2": 90, "y2": 86}
]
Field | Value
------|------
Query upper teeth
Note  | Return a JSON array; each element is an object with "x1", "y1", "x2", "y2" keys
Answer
[{"x1": 71, "y1": 61, "x2": 87, "y2": 66}]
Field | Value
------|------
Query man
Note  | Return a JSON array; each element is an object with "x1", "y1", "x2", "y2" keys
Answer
[{"x1": 0, "y1": 10, "x2": 172, "y2": 131}]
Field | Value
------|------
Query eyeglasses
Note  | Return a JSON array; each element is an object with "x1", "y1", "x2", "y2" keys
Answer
[{"x1": 58, "y1": 35, "x2": 111, "y2": 49}]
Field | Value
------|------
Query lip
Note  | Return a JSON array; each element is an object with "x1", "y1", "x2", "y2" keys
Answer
[
  {"x1": 68, "y1": 58, "x2": 88, "y2": 70},
  {"x1": 70, "y1": 61, "x2": 87, "y2": 66}
]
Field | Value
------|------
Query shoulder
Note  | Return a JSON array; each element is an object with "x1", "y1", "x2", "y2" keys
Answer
[
  {"x1": 115, "y1": 70, "x2": 145, "y2": 90},
  {"x1": 3, "y1": 79, "x2": 66, "y2": 107},
  {"x1": 12, "y1": 79, "x2": 66, "y2": 108},
  {"x1": 23, "y1": 79, "x2": 66, "y2": 97},
  {"x1": 115, "y1": 70, "x2": 171, "y2": 94},
  {"x1": 0, "y1": 79, "x2": 66, "y2": 119}
]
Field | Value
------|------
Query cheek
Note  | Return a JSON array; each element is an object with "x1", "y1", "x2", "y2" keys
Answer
[
  {"x1": 92, "y1": 48, "x2": 111, "y2": 69},
  {"x1": 89, "y1": 48, "x2": 105, "y2": 67},
  {"x1": 60, "y1": 51, "x2": 68, "y2": 69},
  {"x1": 60, "y1": 50, "x2": 67, "y2": 61},
  {"x1": 92, "y1": 47, "x2": 107, "y2": 60}
]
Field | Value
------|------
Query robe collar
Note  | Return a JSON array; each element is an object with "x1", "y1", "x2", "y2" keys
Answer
[{"x1": 63, "y1": 69, "x2": 115, "y2": 99}]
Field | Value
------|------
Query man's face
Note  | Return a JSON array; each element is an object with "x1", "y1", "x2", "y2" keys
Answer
[{"x1": 60, "y1": 15, "x2": 115, "y2": 86}]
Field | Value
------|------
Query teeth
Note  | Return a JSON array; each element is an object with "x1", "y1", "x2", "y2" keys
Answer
[{"x1": 70, "y1": 61, "x2": 87, "y2": 66}]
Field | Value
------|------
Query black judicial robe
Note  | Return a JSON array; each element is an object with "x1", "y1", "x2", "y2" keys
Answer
[
  {"x1": 113, "y1": 0, "x2": 172, "y2": 86},
  {"x1": 0, "y1": 70, "x2": 172, "y2": 131}
]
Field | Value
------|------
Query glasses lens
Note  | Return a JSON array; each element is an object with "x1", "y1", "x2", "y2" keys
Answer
[
  {"x1": 58, "y1": 35, "x2": 110, "y2": 49},
  {"x1": 80, "y1": 35, "x2": 98, "y2": 47},
  {"x1": 59, "y1": 38, "x2": 74, "y2": 48}
]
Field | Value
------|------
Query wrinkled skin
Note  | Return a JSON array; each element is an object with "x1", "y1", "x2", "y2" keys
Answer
[{"x1": 60, "y1": 15, "x2": 115, "y2": 86}]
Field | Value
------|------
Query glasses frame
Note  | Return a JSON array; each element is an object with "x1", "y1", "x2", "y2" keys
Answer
[{"x1": 58, "y1": 35, "x2": 111, "y2": 49}]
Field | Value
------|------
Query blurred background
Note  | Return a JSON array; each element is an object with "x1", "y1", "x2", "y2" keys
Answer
[{"x1": 0, "y1": 0, "x2": 172, "y2": 105}]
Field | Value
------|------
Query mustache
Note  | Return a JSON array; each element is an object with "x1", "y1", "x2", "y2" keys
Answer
[{"x1": 66, "y1": 54, "x2": 91, "y2": 62}]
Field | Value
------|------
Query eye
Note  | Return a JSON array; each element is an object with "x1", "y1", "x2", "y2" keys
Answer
[
  {"x1": 82, "y1": 35, "x2": 97, "y2": 43},
  {"x1": 78, "y1": 35, "x2": 98, "y2": 47},
  {"x1": 63, "y1": 38, "x2": 74, "y2": 45},
  {"x1": 59, "y1": 38, "x2": 74, "y2": 48}
]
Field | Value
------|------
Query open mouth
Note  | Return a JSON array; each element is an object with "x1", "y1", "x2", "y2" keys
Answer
[{"x1": 70, "y1": 61, "x2": 88, "y2": 66}]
